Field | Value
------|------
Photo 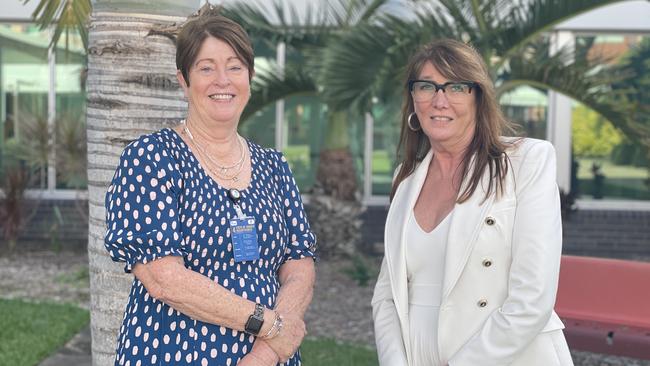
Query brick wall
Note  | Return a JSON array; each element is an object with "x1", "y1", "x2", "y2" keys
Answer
[
  {"x1": 562, "y1": 210, "x2": 650, "y2": 260},
  {"x1": 0, "y1": 199, "x2": 88, "y2": 251},
  {"x1": 2, "y1": 199, "x2": 649, "y2": 260},
  {"x1": 360, "y1": 206, "x2": 650, "y2": 260}
]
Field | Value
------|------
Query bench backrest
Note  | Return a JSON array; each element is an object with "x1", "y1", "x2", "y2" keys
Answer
[{"x1": 555, "y1": 255, "x2": 650, "y2": 329}]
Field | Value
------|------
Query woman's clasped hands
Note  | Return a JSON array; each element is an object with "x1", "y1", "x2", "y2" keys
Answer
[{"x1": 238, "y1": 310, "x2": 307, "y2": 365}]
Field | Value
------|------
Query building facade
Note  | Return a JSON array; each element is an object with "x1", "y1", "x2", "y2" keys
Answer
[{"x1": 1, "y1": 0, "x2": 649, "y2": 254}]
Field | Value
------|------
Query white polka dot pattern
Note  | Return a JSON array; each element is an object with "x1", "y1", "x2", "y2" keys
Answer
[{"x1": 104, "y1": 128, "x2": 316, "y2": 365}]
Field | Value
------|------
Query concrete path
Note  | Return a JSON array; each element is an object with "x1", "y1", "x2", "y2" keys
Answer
[{"x1": 39, "y1": 326, "x2": 91, "y2": 366}]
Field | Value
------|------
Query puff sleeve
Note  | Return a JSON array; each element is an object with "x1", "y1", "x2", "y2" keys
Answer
[{"x1": 104, "y1": 135, "x2": 185, "y2": 273}]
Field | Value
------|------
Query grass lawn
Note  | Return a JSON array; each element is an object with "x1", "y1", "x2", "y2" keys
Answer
[
  {"x1": 372, "y1": 150, "x2": 392, "y2": 174},
  {"x1": 576, "y1": 158, "x2": 648, "y2": 179},
  {"x1": 0, "y1": 297, "x2": 377, "y2": 366},
  {"x1": 302, "y1": 338, "x2": 378, "y2": 366},
  {"x1": 0, "y1": 298, "x2": 89, "y2": 366},
  {"x1": 576, "y1": 157, "x2": 650, "y2": 199},
  {"x1": 283, "y1": 145, "x2": 312, "y2": 166}
]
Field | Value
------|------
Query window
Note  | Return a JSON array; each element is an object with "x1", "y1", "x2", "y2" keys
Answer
[
  {"x1": 0, "y1": 24, "x2": 87, "y2": 191},
  {"x1": 55, "y1": 30, "x2": 86, "y2": 189},
  {"x1": 282, "y1": 96, "x2": 326, "y2": 190},
  {"x1": 370, "y1": 102, "x2": 399, "y2": 196},
  {"x1": 0, "y1": 23, "x2": 50, "y2": 189},
  {"x1": 239, "y1": 40, "x2": 275, "y2": 149},
  {"x1": 571, "y1": 34, "x2": 649, "y2": 201},
  {"x1": 500, "y1": 86, "x2": 548, "y2": 140}
]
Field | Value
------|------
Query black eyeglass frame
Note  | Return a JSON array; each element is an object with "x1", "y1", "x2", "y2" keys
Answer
[{"x1": 408, "y1": 80, "x2": 479, "y2": 94}]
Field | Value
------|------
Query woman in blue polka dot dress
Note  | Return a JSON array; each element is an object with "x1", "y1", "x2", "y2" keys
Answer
[{"x1": 104, "y1": 8, "x2": 316, "y2": 366}]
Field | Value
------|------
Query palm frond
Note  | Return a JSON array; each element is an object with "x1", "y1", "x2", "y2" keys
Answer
[
  {"x1": 357, "y1": 0, "x2": 392, "y2": 22},
  {"x1": 318, "y1": 17, "x2": 398, "y2": 112},
  {"x1": 222, "y1": 0, "x2": 390, "y2": 51},
  {"x1": 242, "y1": 60, "x2": 318, "y2": 121},
  {"x1": 499, "y1": 41, "x2": 643, "y2": 140},
  {"x1": 609, "y1": 38, "x2": 650, "y2": 146},
  {"x1": 319, "y1": 12, "x2": 458, "y2": 112},
  {"x1": 433, "y1": 1, "x2": 479, "y2": 40},
  {"x1": 221, "y1": 0, "x2": 330, "y2": 49},
  {"x1": 337, "y1": 0, "x2": 392, "y2": 24},
  {"x1": 25, "y1": 0, "x2": 91, "y2": 50},
  {"x1": 492, "y1": 0, "x2": 624, "y2": 62},
  {"x1": 498, "y1": 39, "x2": 624, "y2": 94},
  {"x1": 467, "y1": 0, "x2": 490, "y2": 35}
]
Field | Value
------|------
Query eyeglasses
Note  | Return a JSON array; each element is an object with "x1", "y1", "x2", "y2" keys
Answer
[{"x1": 408, "y1": 80, "x2": 478, "y2": 103}]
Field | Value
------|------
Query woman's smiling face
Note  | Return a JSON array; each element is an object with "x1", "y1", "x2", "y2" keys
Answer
[
  {"x1": 179, "y1": 36, "x2": 251, "y2": 126},
  {"x1": 413, "y1": 61, "x2": 477, "y2": 149}
]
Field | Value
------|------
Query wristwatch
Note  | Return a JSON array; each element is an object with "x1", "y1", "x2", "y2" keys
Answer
[{"x1": 244, "y1": 303, "x2": 265, "y2": 335}]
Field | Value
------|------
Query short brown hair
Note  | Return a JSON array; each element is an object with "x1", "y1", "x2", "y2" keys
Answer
[
  {"x1": 176, "y1": 7, "x2": 254, "y2": 86},
  {"x1": 391, "y1": 39, "x2": 519, "y2": 202}
]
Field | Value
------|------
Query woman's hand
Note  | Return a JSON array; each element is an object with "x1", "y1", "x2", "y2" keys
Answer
[
  {"x1": 264, "y1": 313, "x2": 306, "y2": 363},
  {"x1": 236, "y1": 355, "x2": 261, "y2": 366},
  {"x1": 237, "y1": 340, "x2": 279, "y2": 366},
  {"x1": 237, "y1": 354, "x2": 273, "y2": 366}
]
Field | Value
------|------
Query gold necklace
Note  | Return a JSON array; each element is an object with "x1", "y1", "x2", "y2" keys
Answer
[
  {"x1": 181, "y1": 121, "x2": 248, "y2": 182},
  {"x1": 182, "y1": 121, "x2": 245, "y2": 174},
  {"x1": 207, "y1": 147, "x2": 248, "y2": 182}
]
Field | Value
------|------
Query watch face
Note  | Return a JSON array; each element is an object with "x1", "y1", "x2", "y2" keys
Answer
[
  {"x1": 245, "y1": 303, "x2": 265, "y2": 335},
  {"x1": 245, "y1": 316, "x2": 264, "y2": 335}
]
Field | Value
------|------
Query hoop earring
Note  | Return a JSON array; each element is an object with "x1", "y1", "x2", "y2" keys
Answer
[{"x1": 407, "y1": 112, "x2": 421, "y2": 131}]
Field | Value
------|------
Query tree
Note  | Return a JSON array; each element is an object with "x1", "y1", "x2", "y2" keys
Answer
[
  {"x1": 222, "y1": 0, "x2": 639, "y2": 196},
  {"x1": 611, "y1": 36, "x2": 650, "y2": 164},
  {"x1": 30, "y1": 0, "x2": 200, "y2": 364},
  {"x1": 572, "y1": 104, "x2": 622, "y2": 158},
  {"x1": 27, "y1": 0, "x2": 91, "y2": 50},
  {"x1": 218, "y1": 0, "x2": 637, "y2": 257},
  {"x1": 222, "y1": 0, "x2": 392, "y2": 201},
  {"x1": 84, "y1": 2, "x2": 202, "y2": 364},
  {"x1": 318, "y1": 0, "x2": 635, "y2": 132}
]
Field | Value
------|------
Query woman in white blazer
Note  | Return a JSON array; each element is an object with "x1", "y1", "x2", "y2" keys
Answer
[{"x1": 372, "y1": 39, "x2": 573, "y2": 366}]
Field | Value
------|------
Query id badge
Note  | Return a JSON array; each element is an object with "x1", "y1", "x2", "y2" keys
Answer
[{"x1": 230, "y1": 217, "x2": 260, "y2": 262}]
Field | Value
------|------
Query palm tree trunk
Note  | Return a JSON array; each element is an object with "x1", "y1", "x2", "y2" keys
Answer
[
  {"x1": 316, "y1": 109, "x2": 358, "y2": 201},
  {"x1": 311, "y1": 109, "x2": 363, "y2": 257},
  {"x1": 86, "y1": 1, "x2": 198, "y2": 364}
]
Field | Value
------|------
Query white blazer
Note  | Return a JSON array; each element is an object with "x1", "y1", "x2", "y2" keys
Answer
[{"x1": 372, "y1": 138, "x2": 574, "y2": 366}]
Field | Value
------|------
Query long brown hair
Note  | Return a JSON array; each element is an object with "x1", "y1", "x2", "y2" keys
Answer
[{"x1": 390, "y1": 39, "x2": 519, "y2": 202}]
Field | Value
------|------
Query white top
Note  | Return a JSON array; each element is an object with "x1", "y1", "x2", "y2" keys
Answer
[{"x1": 405, "y1": 210, "x2": 453, "y2": 366}]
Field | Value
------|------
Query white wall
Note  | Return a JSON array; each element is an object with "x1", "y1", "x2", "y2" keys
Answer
[
  {"x1": 4, "y1": 0, "x2": 38, "y2": 21},
  {"x1": 556, "y1": 0, "x2": 650, "y2": 33}
]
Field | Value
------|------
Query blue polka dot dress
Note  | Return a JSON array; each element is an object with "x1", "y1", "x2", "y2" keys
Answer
[{"x1": 104, "y1": 128, "x2": 317, "y2": 366}]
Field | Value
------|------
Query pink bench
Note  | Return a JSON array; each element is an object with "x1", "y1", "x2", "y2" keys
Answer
[{"x1": 555, "y1": 255, "x2": 650, "y2": 359}]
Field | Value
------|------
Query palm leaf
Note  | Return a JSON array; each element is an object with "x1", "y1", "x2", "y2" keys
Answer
[
  {"x1": 25, "y1": 0, "x2": 91, "y2": 50},
  {"x1": 226, "y1": 0, "x2": 395, "y2": 117},
  {"x1": 492, "y1": 0, "x2": 625, "y2": 65},
  {"x1": 222, "y1": 0, "x2": 391, "y2": 51},
  {"x1": 442, "y1": 0, "x2": 486, "y2": 36},
  {"x1": 221, "y1": 1, "x2": 327, "y2": 48},
  {"x1": 317, "y1": 20, "x2": 396, "y2": 112},
  {"x1": 241, "y1": 60, "x2": 317, "y2": 121},
  {"x1": 318, "y1": 12, "x2": 457, "y2": 112},
  {"x1": 500, "y1": 41, "x2": 643, "y2": 140}
]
